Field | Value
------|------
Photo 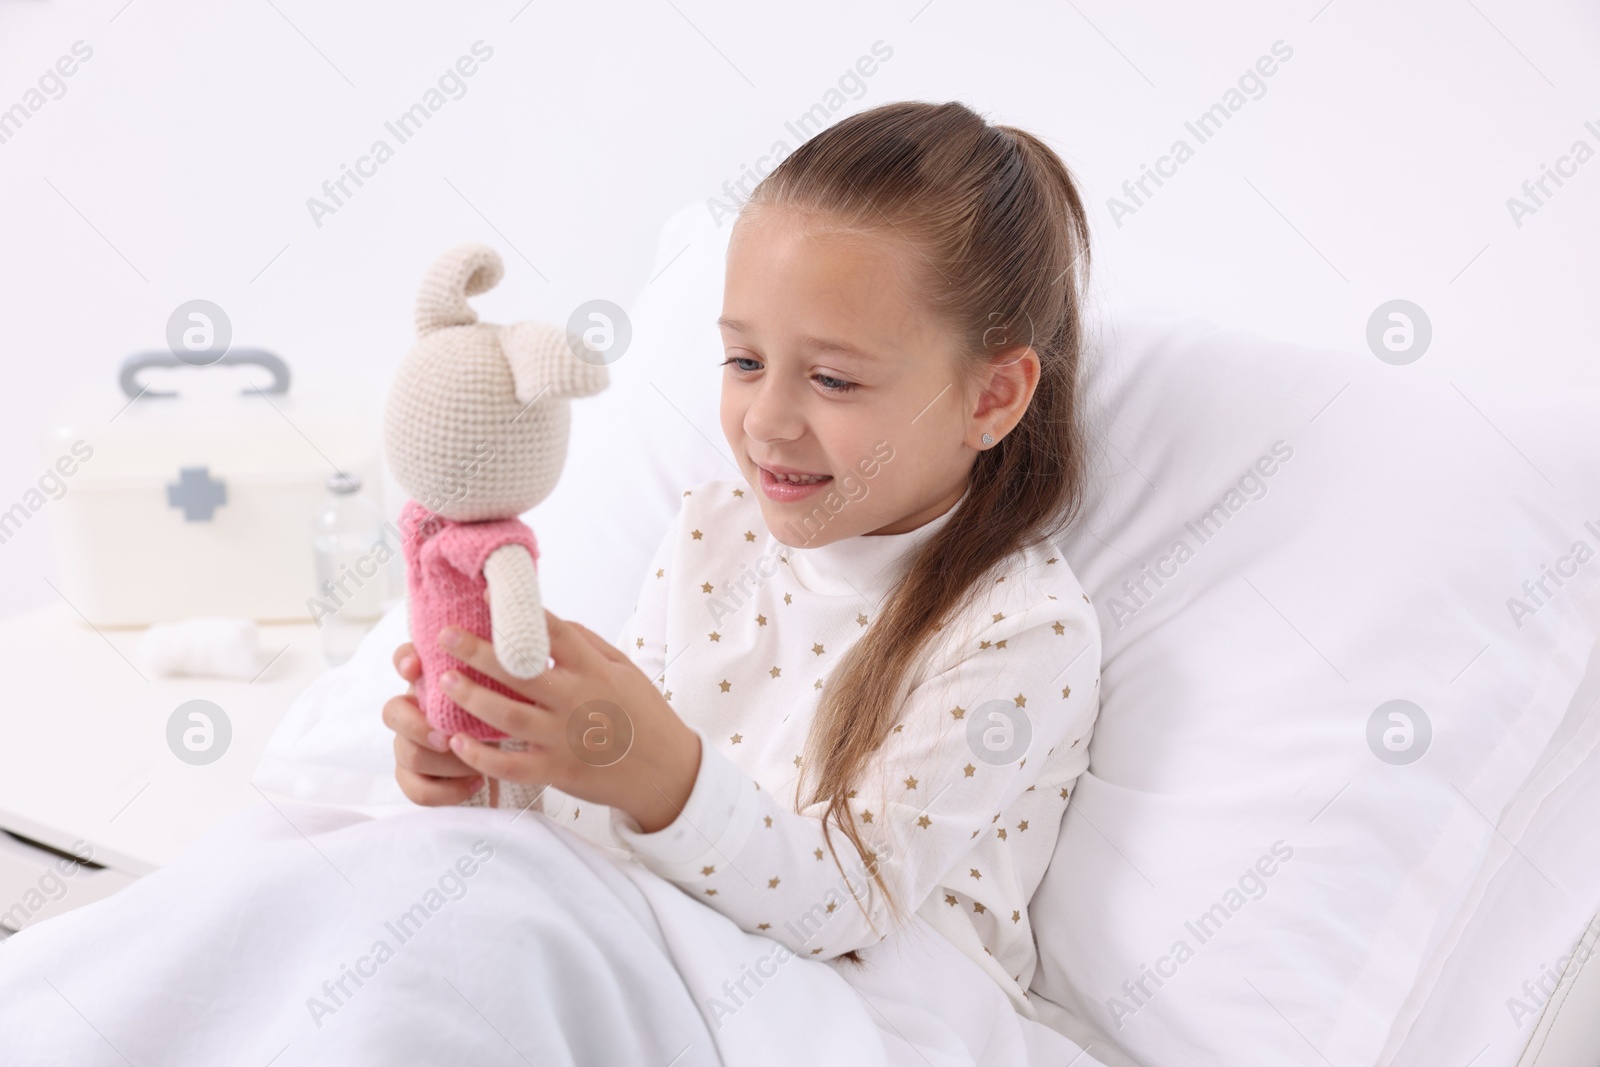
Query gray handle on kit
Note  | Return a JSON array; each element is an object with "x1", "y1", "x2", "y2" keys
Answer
[{"x1": 118, "y1": 349, "x2": 292, "y2": 399}]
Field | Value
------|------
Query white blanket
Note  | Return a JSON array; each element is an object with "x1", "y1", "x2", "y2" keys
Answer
[{"x1": 0, "y1": 801, "x2": 1104, "y2": 1066}]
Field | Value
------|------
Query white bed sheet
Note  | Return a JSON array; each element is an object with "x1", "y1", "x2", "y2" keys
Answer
[{"x1": 0, "y1": 798, "x2": 1106, "y2": 1067}]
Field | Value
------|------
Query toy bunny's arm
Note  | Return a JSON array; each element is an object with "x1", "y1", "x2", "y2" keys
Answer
[{"x1": 483, "y1": 544, "x2": 550, "y2": 679}]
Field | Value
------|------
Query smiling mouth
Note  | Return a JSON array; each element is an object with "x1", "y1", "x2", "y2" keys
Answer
[
  {"x1": 762, "y1": 468, "x2": 831, "y2": 485},
  {"x1": 753, "y1": 462, "x2": 836, "y2": 498}
]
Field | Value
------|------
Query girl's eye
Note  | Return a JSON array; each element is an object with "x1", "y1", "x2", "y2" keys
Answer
[
  {"x1": 719, "y1": 356, "x2": 858, "y2": 394},
  {"x1": 720, "y1": 355, "x2": 761, "y2": 374}
]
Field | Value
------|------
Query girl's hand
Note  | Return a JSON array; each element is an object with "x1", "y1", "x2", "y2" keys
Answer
[
  {"x1": 435, "y1": 610, "x2": 701, "y2": 833},
  {"x1": 383, "y1": 641, "x2": 485, "y2": 805}
]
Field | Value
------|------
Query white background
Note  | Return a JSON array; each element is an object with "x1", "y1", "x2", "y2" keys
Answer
[{"x1": 0, "y1": 0, "x2": 1595, "y2": 615}]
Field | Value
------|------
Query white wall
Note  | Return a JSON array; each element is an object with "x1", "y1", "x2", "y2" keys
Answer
[{"x1": 1, "y1": 0, "x2": 1595, "y2": 617}]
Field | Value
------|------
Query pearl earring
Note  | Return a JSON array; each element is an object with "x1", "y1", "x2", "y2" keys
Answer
[{"x1": 981, "y1": 433, "x2": 993, "y2": 446}]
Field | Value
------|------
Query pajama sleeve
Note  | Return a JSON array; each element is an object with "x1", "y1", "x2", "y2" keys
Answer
[{"x1": 610, "y1": 591, "x2": 1101, "y2": 960}]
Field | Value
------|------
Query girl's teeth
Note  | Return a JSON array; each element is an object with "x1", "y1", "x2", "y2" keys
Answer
[{"x1": 773, "y1": 470, "x2": 827, "y2": 484}]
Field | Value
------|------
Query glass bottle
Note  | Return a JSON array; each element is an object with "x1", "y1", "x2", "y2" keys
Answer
[{"x1": 311, "y1": 471, "x2": 392, "y2": 666}]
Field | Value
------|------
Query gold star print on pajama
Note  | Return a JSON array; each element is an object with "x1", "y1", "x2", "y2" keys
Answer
[{"x1": 539, "y1": 478, "x2": 1102, "y2": 1017}]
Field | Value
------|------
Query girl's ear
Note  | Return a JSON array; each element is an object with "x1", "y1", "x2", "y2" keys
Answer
[
  {"x1": 501, "y1": 320, "x2": 609, "y2": 405},
  {"x1": 414, "y1": 243, "x2": 505, "y2": 337}
]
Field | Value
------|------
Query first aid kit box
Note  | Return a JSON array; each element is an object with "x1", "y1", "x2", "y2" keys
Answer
[{"x1": 40, "y1": 350, "x2": 382, "y2": 627}]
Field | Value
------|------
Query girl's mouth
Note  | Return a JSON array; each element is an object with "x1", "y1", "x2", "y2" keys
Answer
[{"x1": 757, "y1": 465, "x2": 833, "y2": 502}]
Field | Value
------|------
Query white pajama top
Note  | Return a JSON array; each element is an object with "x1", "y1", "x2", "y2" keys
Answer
[{"x1": 541, "y1": 477, "x2": 1102, "y2": 1015}]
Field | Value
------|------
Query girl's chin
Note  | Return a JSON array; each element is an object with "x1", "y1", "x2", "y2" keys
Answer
[{"x1": 755, "y1": 501, "x2": 840, "y2": 549}]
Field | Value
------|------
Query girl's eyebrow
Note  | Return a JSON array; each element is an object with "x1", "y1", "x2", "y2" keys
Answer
[{"x1": 716, "y1": 316, "x2": 880, "y2": 361}]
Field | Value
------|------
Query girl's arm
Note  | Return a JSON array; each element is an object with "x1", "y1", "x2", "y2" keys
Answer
[{"x1": 611, "y1": 591, "x2": 1102, "y2": 960}]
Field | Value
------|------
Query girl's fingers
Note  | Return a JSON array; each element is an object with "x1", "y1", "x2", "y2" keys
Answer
[
  {"x1": 382, "y1": 693, "x2": 442, "y2": 749},
  {"x1": 395, "y1": 765, "x2": 484, "y2": 807},
  {"x1": 513, "y1": 610, "x2": 604, "y2": 708},
  {"x1": 393, "y1": 642, "x2": 420, "y2": 681},
  {"x1": 565, "y1": 621, "x2": 629, "y2": 666},
  {"x1": 393, "y1": 731, "x2": 479, "y2": 779},
  {"x1": 542, "y1": 609, "x2": 603, "y2": 673},
  {"x1": 437, "y1": 670, "x2": 550, "y2": 743},
  {"x1": 438, "y1": 627, "x2": 534, "y2": 693},
  {"x1": 447, "y1": 732, "x2": 540, "y2": 784},
  {"x1": 382, "y1": 693, "x2": 472, "y2": 764},
  {"x1": 438, "y1": 620, "x2": 601, "y2": 720}
]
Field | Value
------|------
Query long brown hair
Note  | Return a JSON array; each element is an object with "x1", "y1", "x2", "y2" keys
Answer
[{"x1": 737, "y1": 101, "x2": 1094, "y2": 935}]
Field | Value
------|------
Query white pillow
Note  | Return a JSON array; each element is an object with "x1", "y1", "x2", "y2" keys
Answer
[
  {"x1": 256, "y1": 199, "x2": 1600, "y2": 1067},
  {"x1": 1028, "y1": 309, "x2": 1600, "y2": 1067},
  {"x1": 1389, "y1": 635, "x2": 1600, "y2": 1066}
]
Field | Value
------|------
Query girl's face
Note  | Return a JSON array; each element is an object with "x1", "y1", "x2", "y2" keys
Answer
[{"x1": 718, "y1": 206, "x2": 983, "y2": 546}]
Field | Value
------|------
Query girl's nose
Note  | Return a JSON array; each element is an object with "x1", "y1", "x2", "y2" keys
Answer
[{"x1": 741, "y1": 377, "x2": 805, "y2": 444}]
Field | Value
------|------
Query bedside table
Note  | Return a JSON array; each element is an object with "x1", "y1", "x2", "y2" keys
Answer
[{"x1": 0, "y1": 603, "x2": 332, "y2": 937}]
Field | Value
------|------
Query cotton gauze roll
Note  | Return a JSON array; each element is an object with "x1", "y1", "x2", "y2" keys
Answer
[{"x1": 136, "y1": 616, "x2": 266, "y2": 680}]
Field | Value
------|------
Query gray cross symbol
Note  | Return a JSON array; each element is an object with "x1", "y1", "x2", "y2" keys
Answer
[{"x1": 166, "y1": 466, "x2": 228, "y2": 521}]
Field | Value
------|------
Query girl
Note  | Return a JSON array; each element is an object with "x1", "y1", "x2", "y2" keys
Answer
[{"x1": 386, "y1": 100, "x2": 1105, "y2": 1059}]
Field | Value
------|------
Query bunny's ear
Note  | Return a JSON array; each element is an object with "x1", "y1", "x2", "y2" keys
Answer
[
  {"x1": 414, "y1": 244, "x2": 505, "y2": 337},
  {"x1": 502, "y1": 321, "x2": 610, "y2": 405}
]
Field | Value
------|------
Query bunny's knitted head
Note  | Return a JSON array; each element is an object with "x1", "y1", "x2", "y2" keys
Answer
[{"x1": 383, "y1": 243, "x2": 607, "y2": 521}]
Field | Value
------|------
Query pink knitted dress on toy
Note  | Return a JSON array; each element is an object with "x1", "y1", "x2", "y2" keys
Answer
[{"x1": 398, "y1": 498, "x2": 541, "y2": 741}]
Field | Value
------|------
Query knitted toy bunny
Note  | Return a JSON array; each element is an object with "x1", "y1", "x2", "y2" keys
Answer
[{"x1": 383, "y1": 242, "x2": 608, "y2": 809}]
